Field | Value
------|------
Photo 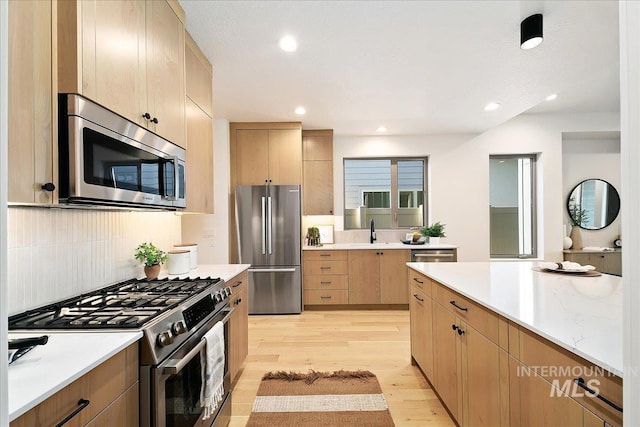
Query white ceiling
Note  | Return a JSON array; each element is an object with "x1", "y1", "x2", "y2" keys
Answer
[{"x1": 180, "y1": 0, "x2": 620, "y2": 136}]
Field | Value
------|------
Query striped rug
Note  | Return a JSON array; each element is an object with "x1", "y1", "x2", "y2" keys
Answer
[{"x1": 246, "y1": 370, "x2": 395, "y2": 427}]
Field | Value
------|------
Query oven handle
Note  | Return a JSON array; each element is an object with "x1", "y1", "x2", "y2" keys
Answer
[{"x1": 162, "y1": 308, "x2": 234, "y2": 375}]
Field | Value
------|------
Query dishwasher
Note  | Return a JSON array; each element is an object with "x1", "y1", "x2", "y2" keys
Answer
[{"x1": 411, "y1": 248, "x2": 457, "y2": 262}]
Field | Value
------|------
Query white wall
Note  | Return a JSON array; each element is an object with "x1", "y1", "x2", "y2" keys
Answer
[
  {"x1": 181, "y1": 118, "x2": 230, "y2": 264},
  {"x1": 7, "y1": 208, "x2": 181, "y2": 315},
  {"x1": 331, "y1": 112, "x2": 619, "y2": 262},
  {"x1": 620, "y1": 1, "x2": 640, "y2": 423},
  {"x1": 562, "y1": 136, "x2": 621, "y2": 246},
  {"x1": 1, "y1": 0, "x2": 9, "y2": 422}
]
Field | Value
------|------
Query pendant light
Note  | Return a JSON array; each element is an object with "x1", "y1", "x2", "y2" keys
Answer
[{"x1": 520, "y1": 14, "x2": 543, "y2": 50}]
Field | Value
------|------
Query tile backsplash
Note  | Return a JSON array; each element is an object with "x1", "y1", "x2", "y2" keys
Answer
[{"x1": 7, "y1": 207, "x2": 181, "y2": 315}]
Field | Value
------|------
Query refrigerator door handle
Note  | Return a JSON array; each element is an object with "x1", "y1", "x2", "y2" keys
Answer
[
  {"x1": 261, "y1": 196, "x2": 266, "y2": 255},
  {"x1": 249, "y1": 268, "x2": 297, "y2": 273},
  {"x1": 267, "y1": 196, "x2": 273, "y2": 254}
]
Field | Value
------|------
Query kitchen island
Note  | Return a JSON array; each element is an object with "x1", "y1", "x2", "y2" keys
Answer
[{"x1": 407, "y1": 261, "x2": 622, "y2": 426}]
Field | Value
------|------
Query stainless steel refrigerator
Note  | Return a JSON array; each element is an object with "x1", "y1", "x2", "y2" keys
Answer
[{"x1": 235, "y1": 185, "x2": 302, "y2": 314}]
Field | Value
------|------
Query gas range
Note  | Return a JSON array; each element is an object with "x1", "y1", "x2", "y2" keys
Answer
[{"x1": 8, "y1": 276, "x2": 232, "y2": 365}]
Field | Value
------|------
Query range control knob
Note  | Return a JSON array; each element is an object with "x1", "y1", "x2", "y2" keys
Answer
[
  {"x1": 225, "y1": 287, "x2": 232, "y2": 297},
  {"x1": 157, "y1": 330, "x2": 174, "y2": 347},
  {"x1": 214, "y1": 292, "x2": 223, "y2": 303},
  {"x1": 172, "y1": 320, "x2": 188, "y2": 336}
]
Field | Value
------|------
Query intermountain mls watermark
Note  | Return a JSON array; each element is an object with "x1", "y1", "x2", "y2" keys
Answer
[{"x1": 517, "y1": 365, "x2": 606, "y2": 398}]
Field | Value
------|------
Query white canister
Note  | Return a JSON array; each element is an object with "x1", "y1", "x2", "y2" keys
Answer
[
  {"x1": 174, "y1": 243, "x2": 198, "y2": 269},
  {"x1": 167, "y1": 250, "x2": 190, "y2": 275}
]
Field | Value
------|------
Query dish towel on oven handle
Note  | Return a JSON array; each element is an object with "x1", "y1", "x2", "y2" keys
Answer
[{"x1": 200, "y1": 321, "x2": 225, "y2": 419}]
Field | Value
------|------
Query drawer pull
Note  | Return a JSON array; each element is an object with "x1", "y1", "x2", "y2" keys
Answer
[
  {"x1": 413, "y1": 294, "x2": 424, "y2": 302},
  {"x1": 574, "y1": 377, "x2": 623, "y2": 412},
  {"x1": 320, "y1": 281, "x2": 332, "y2": 285},
  {"x1": 55, "y1": 399, "x2": 90, "y2": 427},
  {"x1": 320, "y1": 254, "x2": 331, "y2": 257},
  {"x1": 320, "y1": 296, "x2": 332, "y2": 299},
  {"x1": 232, "y1": 281, "x2": 243, "y2": 288},
  {"x1": 450, "y1": 300, "x2": 468, "y2": 312},
  {"x1": 412, "y1": 277, "x2": 424, "y2": 284},
  {"x1": 320, "y1": 266, "x2": 331, "y2": 270}
]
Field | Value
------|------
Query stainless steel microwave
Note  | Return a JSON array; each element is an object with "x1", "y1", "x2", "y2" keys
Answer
[{"x1": 58, "y1": 94, "x2": 186, "y2": 209}]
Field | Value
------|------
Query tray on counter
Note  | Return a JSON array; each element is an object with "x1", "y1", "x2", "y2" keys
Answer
[
  {"x1": 532, "y1": 266, "x2": 602, "y2": 277},
  {"x1": 400, "y1": 240, "x2": 426, "y2": 245}
]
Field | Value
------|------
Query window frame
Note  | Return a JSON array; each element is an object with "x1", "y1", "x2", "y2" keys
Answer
[
  {"x1": 343, "y1": 157, "x2": 428, "y2": 230},
  {"x1": 489, "y1": 154, "x2": 538, "y2": 259}
]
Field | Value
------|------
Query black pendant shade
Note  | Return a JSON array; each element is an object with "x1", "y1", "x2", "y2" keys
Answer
[{"x1": 521, "y1": 13, "x2": 543, "y2": 50}]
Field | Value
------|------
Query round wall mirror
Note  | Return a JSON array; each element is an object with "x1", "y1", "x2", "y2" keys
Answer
[{"x1": 567, "y1": 179, "x2": 620, "y2": 230}]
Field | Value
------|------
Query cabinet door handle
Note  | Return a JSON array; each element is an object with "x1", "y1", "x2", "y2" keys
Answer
[
  {"x1": 457, "y1": 328, "x2": 465, "y2": 335},
  {"x1": 450, "y1": 300, "x2": 468, "y2": 312},
  {"x1": 320, "y1": 254, "x2": 331, "y2": 257},
  {"x1": 232, "y1": 281, "x2": 243, "y2": 288},
  {"x1": 574, "y1": 378, "x2": 623, "y2": 412},
  {"x1": 320, "y1": 296, "x2": 332, "y2": 299},
  {"x1": 142, "y1": 112, "x2": 151, "y2": 120},
  {"x1": 412, "y1": 277, "x2": 424, "y2": 284},
  {"x1": 41, "y1": 182, "x2": 55, "y2": 192},
  {"x1": 55, "y1": 399, "x2": 90, "y2": 427},
  {"x1": 320, "y1": 281, "x2": 332, "y2": 285},
  {"x1": 451, "y1": 324, "x2": 458, "y2": 331},
  {"x1": 413, "y1": 294, "x2": 424, "y2": 302},
  {"x1": 151, "y1": 117, "x2": 159, "y2": 124},
  {"x1": 320, "y1": 266, "x2": 331, "y2": 270}
]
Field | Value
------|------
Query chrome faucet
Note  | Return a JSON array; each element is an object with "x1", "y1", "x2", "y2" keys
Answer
[{"x1": 370, "y1": 218, "x2": 376, "y2": 244}]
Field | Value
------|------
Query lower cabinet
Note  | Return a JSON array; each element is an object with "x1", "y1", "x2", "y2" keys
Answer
[
  {"x1": 303, "y1": 249, "x2": 411, "y2": 306},
  {"x1": 409, "y1": 284, "x2": 433, "y2": 379},
  {"x1": 408, "y1": 267, "x2": 623, "y2": 427},
  {"x1": 563, "y1": 250, "x2": 621, "y2": 276},
  {"x1": 11, "y1": 342, "x2": 139, "y2": 427},
  {"x1": 229, "y1": 270, "x2": 249, "y2": 383}
]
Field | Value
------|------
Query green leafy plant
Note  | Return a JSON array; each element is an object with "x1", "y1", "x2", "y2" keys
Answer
[
  {"x1": 134, "y1": 242, "x2": 167, "y2": 267},
  {"x1": 307, "y1": 227, "x2": 320, "y2": 240},
  {"x1": 568, "y1": 198, "x2": 589, "y2": 227},
  {"x1": 420, "y1": 221, "x2": 446, "y2": 238}
]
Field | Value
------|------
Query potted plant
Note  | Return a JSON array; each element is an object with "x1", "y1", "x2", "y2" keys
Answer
[
  {"x1": 135, "y1": 242, "x2": 168, "y2": 280},
  {"x1": 307, "y1": 227, "x2": 321, "y2": 247},
  {"x1": 420, "y1": 221, "x2": 446, "y2": 245},
  {"x1": 568, "y1": 198, "x2": 588, "y2": 249}
]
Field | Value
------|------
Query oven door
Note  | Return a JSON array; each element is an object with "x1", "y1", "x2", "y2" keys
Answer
[{"x1": 150, "y1": 307, "x2": 233, "y2": 427}]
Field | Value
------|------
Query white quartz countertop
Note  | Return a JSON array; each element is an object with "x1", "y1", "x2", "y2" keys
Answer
[
  {"x1": 304, "y1": 243, "x2": 458, "y2": 250},
  {"x1": 8, "y1": 331, "x2": 142, "y2": 421},
  {"x1": 161, "y1": 263, "x2": 250, "y2": 282},
  {"x1": 407, "y1": 261, "x2": 623, "y2": 376}
]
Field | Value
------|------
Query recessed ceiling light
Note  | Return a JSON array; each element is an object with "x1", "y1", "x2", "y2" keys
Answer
[
  {"x1": 545, "y1": 93, "x2": 558, "y2": 101},
  {"x1": 484, "y1": 102, "x2": 501, "y2": 111},
  {"x1": 376, "y1": 126, "x2": 387, "y2": 132},
  {"x1": 279, "y1": 35, "x2": 297, "y2": 52},
  {"x1": 294, "y1": 106, "x2": 306, "y2": 115}
]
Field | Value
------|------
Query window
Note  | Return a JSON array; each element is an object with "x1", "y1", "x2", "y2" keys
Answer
[
  {"x1": 344, "y1": 158, "x2": 426, "y2": 229},
  {"x1": 489, "y1": 155, "x2": 536, "y2": 258}
]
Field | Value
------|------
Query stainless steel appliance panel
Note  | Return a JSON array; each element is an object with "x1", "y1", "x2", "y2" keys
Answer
[
  {"x1": 248, "y1": 267, "x2": 302, "y2": 314},
  {"x1": 410, "y1": 248, "x2": 457, "y2": 262},
  {"x1": 267, "y1": 185, "x2": 301, "y2": 266},
  {"x1": 235, "y1": 185, "x2": 268, "y2": 266}
]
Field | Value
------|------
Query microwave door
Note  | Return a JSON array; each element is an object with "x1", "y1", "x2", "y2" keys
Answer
[{"x1": 162, "y1": 157, "x2": 186, "y2": 208}]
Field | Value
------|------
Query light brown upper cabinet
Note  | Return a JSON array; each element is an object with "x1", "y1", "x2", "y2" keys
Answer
[
  {"x1": 58, "y1": 0, "x2": 186, "y2": 148},
  {"x1": 230, "y1": 123, "x2": 302, "y2": 186},
  {"x1": 8, "y1": 0, "x2": 57, "y2": 204},
  {"x1": 185, "y1": 32, "x2": 214, "y2": 214},
  {"x1": 302, "y1": 130, "x2": 334, "y2": 215}
]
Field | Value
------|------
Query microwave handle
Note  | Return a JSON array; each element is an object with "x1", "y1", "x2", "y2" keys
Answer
[{"x1": 164, "y1": 156, "x2": 179, "y2": 201}]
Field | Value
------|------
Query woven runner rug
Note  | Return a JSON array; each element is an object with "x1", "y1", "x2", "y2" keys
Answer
[{"x1": 246, "y1": 370, "x2": 395, "y2": 427}]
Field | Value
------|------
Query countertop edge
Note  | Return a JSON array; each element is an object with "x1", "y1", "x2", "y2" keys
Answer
[
  {"x1": 304, "y1": 243, "x2": 458, "y2": 250},
  {"x1": 9, "y1": 331, "x2": 142, "y2": 421},
  {"x1": 407, "y1": 263, "x2": 622, "y2": 377}
]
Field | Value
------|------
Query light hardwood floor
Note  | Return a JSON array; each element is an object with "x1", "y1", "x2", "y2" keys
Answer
[{"x1": 229, "y1": 310, "x2": 455, "y2": 426}]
